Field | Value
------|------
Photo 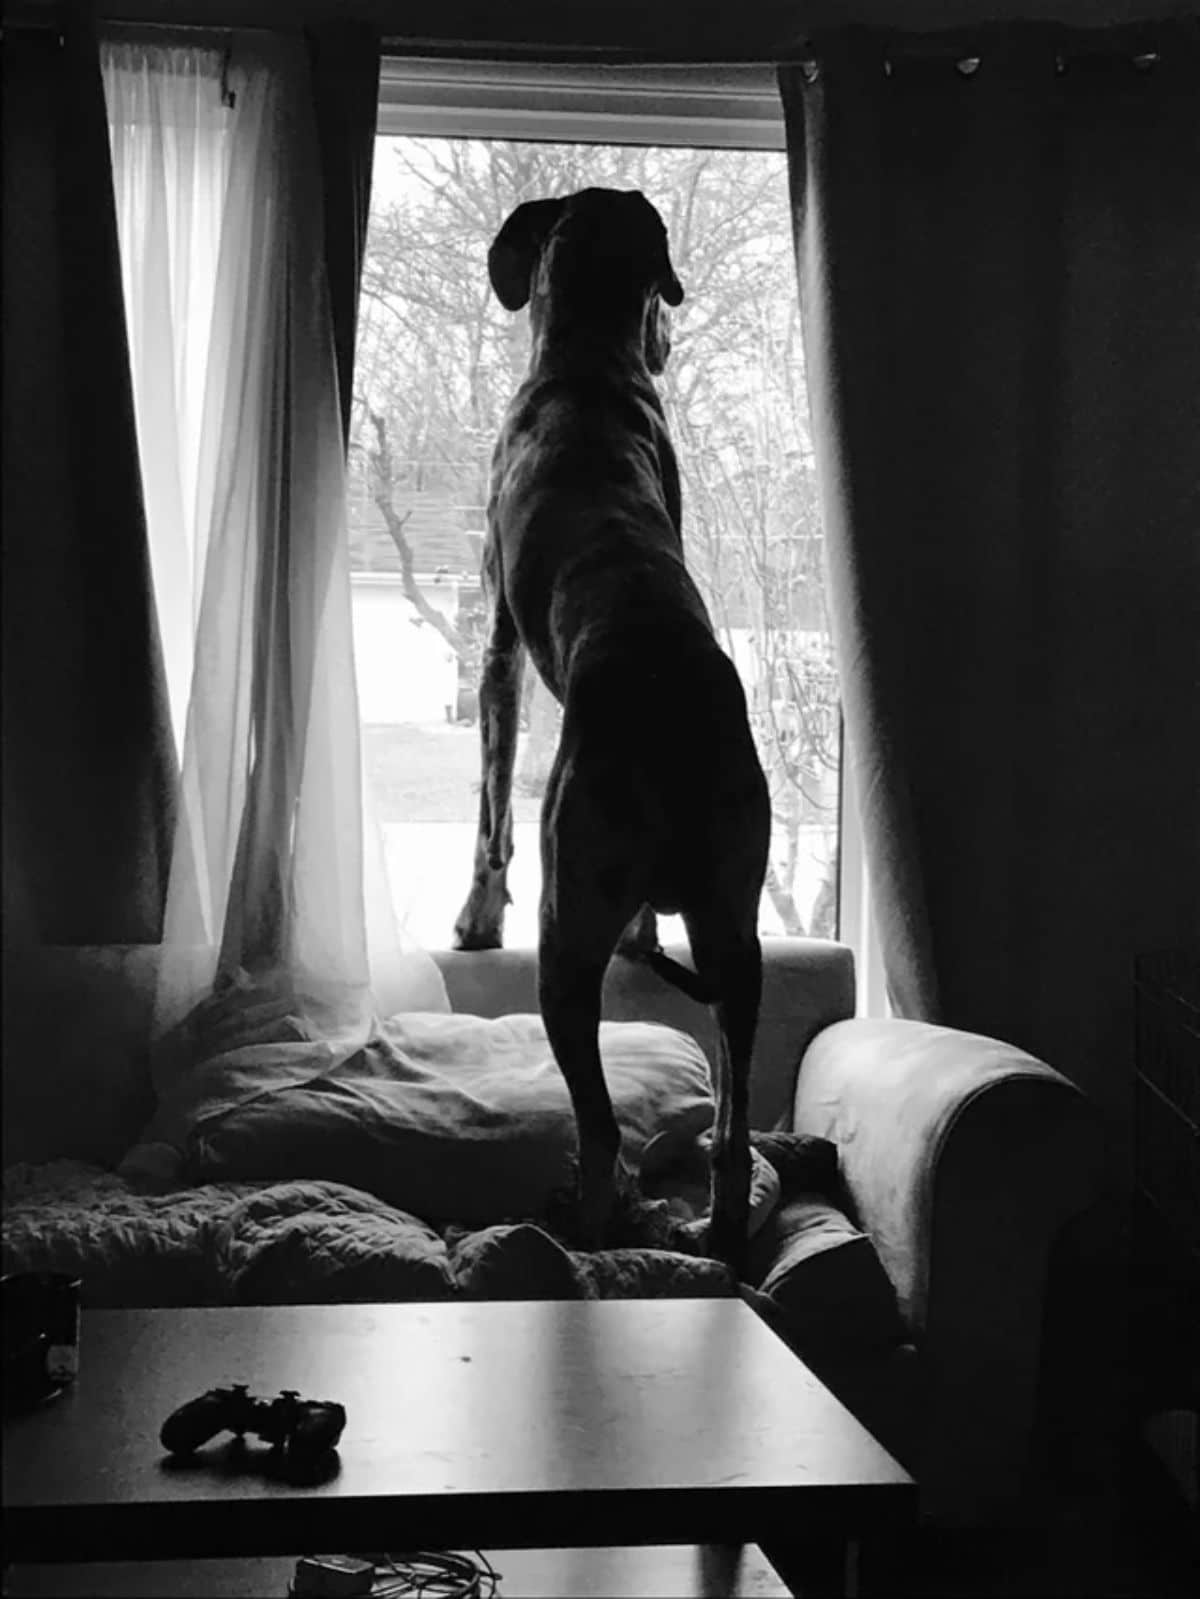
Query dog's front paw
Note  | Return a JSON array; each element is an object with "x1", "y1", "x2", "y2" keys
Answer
[
  {"x1": 451, "y1": 896, "x2": 507, "y2": 950},
  {"x1": 453, "y1": 868, "x2": 511, "y2": 952},
  {"x1": 451, "y1": 921, "x2": 504, "y2": 951}
]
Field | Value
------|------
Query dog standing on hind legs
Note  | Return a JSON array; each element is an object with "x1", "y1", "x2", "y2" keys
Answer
[{"x1": 452, "y1": 189, "x2": 771, "y2": 1275}]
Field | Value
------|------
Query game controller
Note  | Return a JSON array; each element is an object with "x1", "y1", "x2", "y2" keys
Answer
[{"x1": 160, "y1": 1383, "x2": 346, "y2": 1462}]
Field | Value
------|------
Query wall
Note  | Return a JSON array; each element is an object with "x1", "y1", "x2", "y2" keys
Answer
[
  {"x1": 7, "y1": 2, "x2": 1193, "y2": 51},
  {"x1": 352, "y1": 575, "x2": 459, "y2": 724}
]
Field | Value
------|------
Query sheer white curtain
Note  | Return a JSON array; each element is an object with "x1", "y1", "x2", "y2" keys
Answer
[{"x1": 102, "y1": 35, "x2": 448, "y2": 1067}]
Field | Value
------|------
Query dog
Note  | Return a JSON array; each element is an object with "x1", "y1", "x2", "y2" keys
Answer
[{"x1": 452, "y1": 188, "x2": 771, "y2": 1273}]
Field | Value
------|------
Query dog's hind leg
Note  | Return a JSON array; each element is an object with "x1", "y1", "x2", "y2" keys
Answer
[
  {"x1": 538, "y1": 749, "x2": 643, "y2": 1248},
  {"x1": 538, "y1": 930, "x2": 623, "y2": 1249},
  {"x1": 452, "y1": 568, "x2": 524, "y2": 950},
  {"x1": 683, "y1": 913, "x2": 762, "y2": 1277}
]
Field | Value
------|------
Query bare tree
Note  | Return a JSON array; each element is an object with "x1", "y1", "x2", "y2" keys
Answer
[{"x1": 361, "y1": 407, "x2": 467, "y2": 656}]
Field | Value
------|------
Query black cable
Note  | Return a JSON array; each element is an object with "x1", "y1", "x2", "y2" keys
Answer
[{"x1": 367, "y1": 1550, "x2": 501, "y2": 1598}]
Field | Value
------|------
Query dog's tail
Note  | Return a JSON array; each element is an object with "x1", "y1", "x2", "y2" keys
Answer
[{"x1": 637, "y1": 947, "x2": 716, "y2": 1006}]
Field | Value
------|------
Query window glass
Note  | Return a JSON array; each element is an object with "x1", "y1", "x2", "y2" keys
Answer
[{"x1": 351, "y1": 137, "x2": 840, "y2": 949}]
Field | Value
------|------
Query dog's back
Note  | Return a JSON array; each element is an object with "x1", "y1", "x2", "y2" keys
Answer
[
  {"x1": 491, "y1": 364, "x2": 700, "y2": 689},
  {"x1": 492, "y1": 364, "x2": 767, "y2": 920}
]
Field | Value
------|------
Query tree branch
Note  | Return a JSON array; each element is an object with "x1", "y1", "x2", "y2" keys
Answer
[{"x1": 366, "y1": 407, "x2": 467, "y2": 659}]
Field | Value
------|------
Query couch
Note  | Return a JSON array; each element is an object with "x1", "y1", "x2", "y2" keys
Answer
[{"x1": 1, "y1": 937, "x2": 1105, "y2": 1526}]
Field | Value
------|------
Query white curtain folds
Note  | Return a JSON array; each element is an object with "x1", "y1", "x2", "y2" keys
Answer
[{"x1": 102, "y1": 35, "x2": 448, "y2": 1056}]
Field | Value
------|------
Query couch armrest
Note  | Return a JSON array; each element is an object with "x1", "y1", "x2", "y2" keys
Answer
[{"x1": 793, "y1": 1017, "x2": 1106, "y2": 1523}]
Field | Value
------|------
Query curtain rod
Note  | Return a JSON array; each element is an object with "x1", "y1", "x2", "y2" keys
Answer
[
  {"x1": 1, "y1": 12, "x2": 279, "y2": 38},
  {"x1": 380, "y1": 19, "x2": 1194, "y2": 67},
  {"x1": 5, "y1": 11, "x2": 1192, "y2": 64}
]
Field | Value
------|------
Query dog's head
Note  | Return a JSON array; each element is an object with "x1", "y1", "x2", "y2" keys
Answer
[{"x1": 488, "y1": 188, "x2": 684, "y2": 373}]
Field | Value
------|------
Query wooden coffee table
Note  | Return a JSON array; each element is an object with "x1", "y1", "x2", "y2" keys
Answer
[{"x1": 3, "y1": 1299, "x2": 913, "y2": 1594}]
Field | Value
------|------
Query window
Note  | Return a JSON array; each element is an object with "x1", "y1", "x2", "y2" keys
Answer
[{"x1": 351, "y1": 62, "x2": 843, "y2": 951}]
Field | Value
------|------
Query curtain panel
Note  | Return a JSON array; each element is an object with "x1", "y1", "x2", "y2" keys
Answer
[
  {"x1": 779, "y1": 27, "x2": 1200, "y2": 1129},
  {"x1": 1, "y1": 20, "x2": 176, "y2": 946},
  {"x1": 102, "y1": 27, "x2": 447, "y2": 1064}
]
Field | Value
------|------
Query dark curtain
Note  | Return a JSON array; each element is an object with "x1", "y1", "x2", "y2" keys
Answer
[
  {"x1": 1, "y1": 21, "x2": 176, "y2": 946},
  {"x1": 779, "y1": 27, "x2": 1200, "y2": 1133},
  {"x1": 218, "y1": 22, "x2": 381, "y2": 977},
  {"x1": 307, "y1": 21, "x2": 381, "y2": 447}
]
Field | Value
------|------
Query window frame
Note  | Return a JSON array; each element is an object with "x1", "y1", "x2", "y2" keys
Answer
[{"x1": 377, "y1": 58, "x2": 785, "y2": 150}]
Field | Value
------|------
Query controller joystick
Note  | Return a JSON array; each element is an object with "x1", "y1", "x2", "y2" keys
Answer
[{"x1": 160, "y1": 1383, "x2": 346, "y2": 1462}]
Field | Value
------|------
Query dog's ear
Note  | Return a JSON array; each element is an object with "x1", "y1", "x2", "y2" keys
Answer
[
  {"x1": 659, "y1": 267, "x2": 684, "y2": 307},
  {"x1": 639, "y1": 196, "x2": 683, "y2": 307},
  {"x1": 643, "y1": 300, "x2": 673, "y2": 376},
  {"x1": 656, "y1": 250, "x2": 684, "y2": 308},
  {"x1": 488, "y1": 198, "x2": 567, "y2": 311}
]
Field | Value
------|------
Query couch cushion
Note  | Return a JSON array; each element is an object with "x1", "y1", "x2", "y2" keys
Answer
[
  {"x1": 434, "y1": 939, "x2": 856, "y2": 1133},
  {"x1": 3, "y1": 940, "x2": 854, "y2": 1170}
]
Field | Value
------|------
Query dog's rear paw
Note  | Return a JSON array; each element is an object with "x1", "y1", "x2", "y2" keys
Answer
[
  {"x1": 577, "y1": 1180, "x2": 619, "y2": 1253},
  {"x1": 669, "y1": 1216, "x2": 711, "y2": 1257},
  {"x1": 705, "y1": 1213, "x2": 750, "y2": 1280}
]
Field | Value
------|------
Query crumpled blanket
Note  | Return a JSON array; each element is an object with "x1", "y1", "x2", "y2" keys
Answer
[
  {"x1": 1, "y1": 1160, "x2": 734, "y2": 1309},
  {"x1": 2, "y1": 1131, "x2": 839, "y2": 1311},
  {"x1": 210, "y1": 1180, "x2": 735, "y2": 1304},
  {"x1": 1, "y1": 1160, "x2": 265, "y2": 1307}
]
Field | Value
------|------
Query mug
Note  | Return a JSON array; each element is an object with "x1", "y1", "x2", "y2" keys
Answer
[{"x1": 2, "y1": 1271, "x2": 81, "y2": 1410}]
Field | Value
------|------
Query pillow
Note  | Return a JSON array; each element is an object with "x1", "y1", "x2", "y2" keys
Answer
[
  {"x1": 753, "y1": 1195, "x2": 908, "y2": 1358},
  {"x1": 746, "y1": 1131, "x2": 839, "y2": 1198},
  {"x1": 149, "y1": 1012, "x2": 715, "y2": 1227}
]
